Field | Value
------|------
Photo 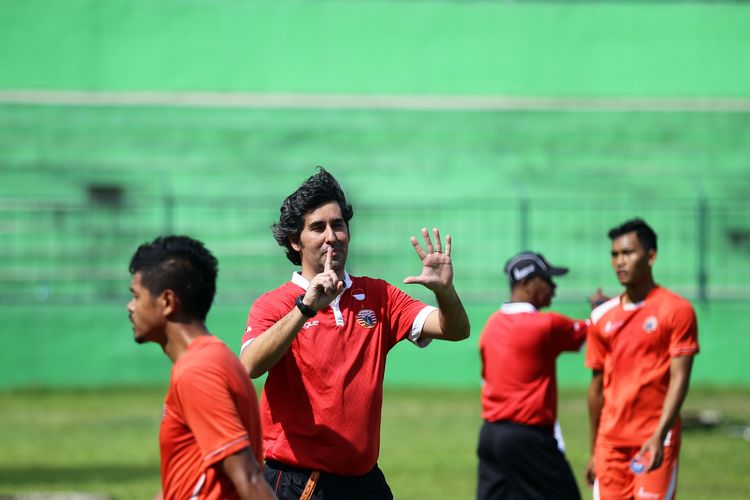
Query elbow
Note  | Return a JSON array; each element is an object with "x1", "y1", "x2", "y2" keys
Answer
[
  {"x1": 457, "y1": 325, "x2": 471, "y2": 341},
  {"x1": 446, "y1": 324, "x2": 470, "y2": 342},
  {"x1": 245, "y1": 359, "x2": 267, "y2": 379},
  {"x1": 241, "y1": 352, "x2": 266, "y2": 380}
]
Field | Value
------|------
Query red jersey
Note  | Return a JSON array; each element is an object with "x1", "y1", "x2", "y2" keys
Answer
[
  {"x1": 480, "y1": 302, "x2": 588, "y2": 427},
  {"x1": 160, "y1": 335, "x2": 263, "y2": 500},
  {"x1": 242, "y1": 272, "x2": 434, "y2": 475},
  {"x1": 585, "y1": 286, "x2": 699, "y2": 447}
]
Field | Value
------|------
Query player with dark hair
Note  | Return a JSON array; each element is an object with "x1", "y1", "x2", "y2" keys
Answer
[
  {"x1": 477, "y1": 251, "x2": 589, "y2": 500},
  {"x1": 586, "y1": 218, "x2": 699, "y2": 499},
  {"x1": 240, "y1": 167, "x2": 470, "y2": 499},
  {"x1": 128, "y1": 235, "x2": 275, "y2": 500}
]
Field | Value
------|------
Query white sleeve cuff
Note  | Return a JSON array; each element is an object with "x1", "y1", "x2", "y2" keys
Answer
[
  {"x1": 240, "y1": 337, "x2": 255, "y2": 355},
  {"x1": 408, "y1": 306, "x2": 437, "y2": 348}
]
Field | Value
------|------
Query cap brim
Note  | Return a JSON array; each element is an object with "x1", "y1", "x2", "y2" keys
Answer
[{"x1": 548, "y1": 266, "x2": 569, "y2": 276}]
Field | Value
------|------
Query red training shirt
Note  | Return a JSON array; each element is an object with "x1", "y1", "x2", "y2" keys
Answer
[
  {"x1": 242, "y1": 272, "x2": 435, "y2": 476},
  {"x1": 480, "y1": 302, "x2": 588, "y2": 427},
  {"x1": 160, "y1": 335, "x2": 263, "y2": 500},
  {"x1": 585, "y1": 286, "x2": 699, "y2": 447}
]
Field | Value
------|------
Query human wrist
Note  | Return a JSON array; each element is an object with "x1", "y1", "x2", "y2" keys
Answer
[{"x1": 295, "y1": 294, "x2": 317, "y2": 317}]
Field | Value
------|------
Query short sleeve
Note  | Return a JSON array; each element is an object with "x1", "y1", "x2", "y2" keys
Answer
[
  {"x1": 242, "y1": 291, "x2": 293, "y2": 352},
  {"x1": 385, "y1": 282, "x2": 431, "y2": 348},
  {"x1": 549, "y1": 313, "x2": 588, "y2": 353},
  {"x1": 584, "y1": 320, "x2": 606, "y2": 371},
  {"x1": 668, "y1": 300, "x2": 699, "y2": 358},
  {"x1": 174, "y1": 365, "x2": 251, "y2": 466}
]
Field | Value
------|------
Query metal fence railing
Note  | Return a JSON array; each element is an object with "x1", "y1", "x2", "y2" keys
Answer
[{"x1": 1, "y1": 194, "x2": 748, "y2": 306}]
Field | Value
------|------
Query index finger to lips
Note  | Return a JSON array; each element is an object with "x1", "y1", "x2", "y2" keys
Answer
[{"x1": 324, "y1": 247, "x2": 332, "y2": 272}]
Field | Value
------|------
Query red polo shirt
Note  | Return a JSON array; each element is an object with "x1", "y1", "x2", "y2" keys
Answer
[{"x1": 480, "y1": 302, "x2": 588, "y2": 427}]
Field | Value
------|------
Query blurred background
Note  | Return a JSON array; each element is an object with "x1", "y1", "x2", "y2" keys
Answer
[{"x1": 1, "y1": 0, "x2": 749, "y2": 391}]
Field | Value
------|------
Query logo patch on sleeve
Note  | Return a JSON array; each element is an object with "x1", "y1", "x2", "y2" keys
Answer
[{"x1": 356, "y1": 309, "x2": 378, "y2": 328}]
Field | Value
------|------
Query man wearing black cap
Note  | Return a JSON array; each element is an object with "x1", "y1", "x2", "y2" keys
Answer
[{"x1": 476, "y1": 251, "x2": 590, "y2": 500}]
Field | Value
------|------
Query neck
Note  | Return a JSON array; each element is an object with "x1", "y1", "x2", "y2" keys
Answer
[
  {"x1": 622, "y1": 279, "x2": 657, "y2": 305},
  {"x1": 509, "y1": 291, "x2": 539, "y2": 309},
  {"x1": 163, "y1": 320, "x2": 210, "y2": 363}
]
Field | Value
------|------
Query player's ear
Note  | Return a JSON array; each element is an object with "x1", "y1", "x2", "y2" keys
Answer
[
  {"x1": 160, "y1": 289, "x2": 179, "y2": 318},
  {"x1": 647, "y1": 248, "x2": 657, "y2": 267},
  {"x1": 289, "y1": 234, "x2": 301, "y2": 252}
]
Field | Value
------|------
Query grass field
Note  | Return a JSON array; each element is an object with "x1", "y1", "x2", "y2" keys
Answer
[{"x1": 0, "y1": 385, "x2": 748, "y2": 499}]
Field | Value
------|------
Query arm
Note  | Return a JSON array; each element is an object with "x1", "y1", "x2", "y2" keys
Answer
[
  {"x1": 222, "y1": 447, "x2": 276, "y2": 500},
  {"x1": 586, "y1": 369, "x2": 604, "y2": 487},
  {"x1": 403, "y1": 228, "x2": 470, "y2": 341},
  {"x1": 637, "y1": 355, "x2": 694, "y2": 471},
  {"x1": 241, "y1": 248, "x2": 343, "y2": 378}
]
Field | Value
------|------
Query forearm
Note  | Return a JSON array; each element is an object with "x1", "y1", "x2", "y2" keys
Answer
[
  {"x1": 652, "y1": 356, "x2": 694, "y2": 441},
  {"x1": 433, "y1": 285, "x2": 470, "y2": 341},
  {"x1": 588, "y1": 373, "x2": 604, "y2": 454},
  {"x1": 223, "y1": 449, "x2": 276, "y2": 500},
  {"x1": 241, "y1": 308, "x2": 308, "y2": 378}
]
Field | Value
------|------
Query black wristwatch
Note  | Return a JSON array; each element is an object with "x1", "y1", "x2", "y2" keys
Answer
[{"x1": 295, "y1": 294, "x2": 317, "y2": 317}]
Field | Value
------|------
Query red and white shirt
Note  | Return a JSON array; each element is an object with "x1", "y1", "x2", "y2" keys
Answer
[
  {"x1": 585, "y1": 286, "x2": 699, "y2": 447},
  {"x1": 160, "y1": 336, "x2": 263, "y2": 500},
  {"x1": 242, "y1": 272, "x2": 435, "y2": 476},
  {"x1": 480, "y1": 302, "x2": 588, "y2": 427}
]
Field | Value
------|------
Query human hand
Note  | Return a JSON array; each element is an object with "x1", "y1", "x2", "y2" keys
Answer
[
  {"x1": 403, "y1": 227, "x2": 453, "y2": 293},
  {"x1": 589, "y1": 287, "x2": 610, "y2": 309},
  {"x1": 303, "y1": 248, "x2": 344, "y2": 312},
  {"x1": 637, "y1": 434, "x2": 664, "y2": 472},
  {"x1": 585, "y1": 456, "x2": 596, "y2": 487}
]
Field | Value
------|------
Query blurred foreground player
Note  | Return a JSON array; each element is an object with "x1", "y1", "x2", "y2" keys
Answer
[
  {"x1": 586, "y1": 219, "x2": 699, "y2": 499},
  {"x1": 240, "y1": 167, "x2": 470, "y2": 499},
  {"x1": 128, "y1": 235, "x2": 274, "y2": 500},
  {"x1": 477, "y1": 251, "x2": 590, "y2": 500}
]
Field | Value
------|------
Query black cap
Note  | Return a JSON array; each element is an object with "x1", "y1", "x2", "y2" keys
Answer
[{"x1": 504, "y1": 251, "x2": 569, "y2": 286}]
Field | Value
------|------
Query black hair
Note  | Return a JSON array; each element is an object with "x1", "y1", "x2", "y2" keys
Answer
[
  {"x1": 129, "y1": 235, "x2": 218, "y2": 321},
  {"x1": 272, "y1": 167, "x2": 353, "y2": 265},
  {"x1": 607, "y1": 218, "x2": 658, "y2": 252}
]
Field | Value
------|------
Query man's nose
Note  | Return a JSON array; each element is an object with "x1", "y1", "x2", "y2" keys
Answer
[{"x1": 324, "y1": 224, "x2": 337, "y2": 241}]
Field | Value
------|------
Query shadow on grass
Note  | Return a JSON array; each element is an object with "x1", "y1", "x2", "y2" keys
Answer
[{"x1": 0, "y1": 464, "x2": 158, "y2": 487}]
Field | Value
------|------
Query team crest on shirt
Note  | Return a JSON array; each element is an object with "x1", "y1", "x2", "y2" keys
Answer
[
  {"x1": 643, "y1": 315, "x2": 658, "y2": 333},
  {"x1": 356, "y1": 309, "x2": 378, "y2": 328}
]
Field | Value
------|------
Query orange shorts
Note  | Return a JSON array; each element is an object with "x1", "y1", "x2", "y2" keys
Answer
[{"x1": 594, "y1": 442, "x2": 680, "y2": 500}]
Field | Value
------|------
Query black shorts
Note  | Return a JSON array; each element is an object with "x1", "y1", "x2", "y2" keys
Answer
[
  {"x1": 476, "y1": 420, "x2": 581, "y2": 500},
  {"x1": 264, "y1": 459, "x2": 393, "y2": 500}
]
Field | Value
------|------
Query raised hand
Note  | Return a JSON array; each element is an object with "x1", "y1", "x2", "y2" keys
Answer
[
  {"x1": 403, "y1": 227, "x2": 454, "y2": 293},
  {"x1": 303, "y1": 247, "x2": 344, "y2": 312},
  {"x1": 589, "y1": 287, "x2": 610, "y2": 309}
]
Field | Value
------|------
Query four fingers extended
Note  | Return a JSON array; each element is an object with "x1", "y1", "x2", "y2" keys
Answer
[{"x1": 411, "y1": 227, "x2": 451, "y2": 259}]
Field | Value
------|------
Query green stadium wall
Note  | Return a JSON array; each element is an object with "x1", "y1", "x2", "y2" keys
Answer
[
  {"x1": 1, "y1": 0, "x2": 749, "y2": 389},
  {"x1": 1, "y1": 0, "x2": 750, "y2": 96}
]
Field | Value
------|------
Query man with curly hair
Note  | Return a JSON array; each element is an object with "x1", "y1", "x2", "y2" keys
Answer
[{"x1": 240, "y1": 167, "x2": 470, "y2": 499}]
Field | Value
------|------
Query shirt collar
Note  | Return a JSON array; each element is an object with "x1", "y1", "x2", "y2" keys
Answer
[
  {"x1": 500, "y1": 302, "x2": 538, "y2": 314},
  {"x1": 291, "y1": 271, "x2": 353, "y2": 291}
]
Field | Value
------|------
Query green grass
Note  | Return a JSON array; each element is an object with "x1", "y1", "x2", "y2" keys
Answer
[{"x1": 0, "y1": 385, "x2": 748, "y2": 499}]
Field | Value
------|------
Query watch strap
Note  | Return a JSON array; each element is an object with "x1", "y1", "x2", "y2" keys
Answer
[{"x1": 295, "y1": 294, "x2": 316, "y2": 317}]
